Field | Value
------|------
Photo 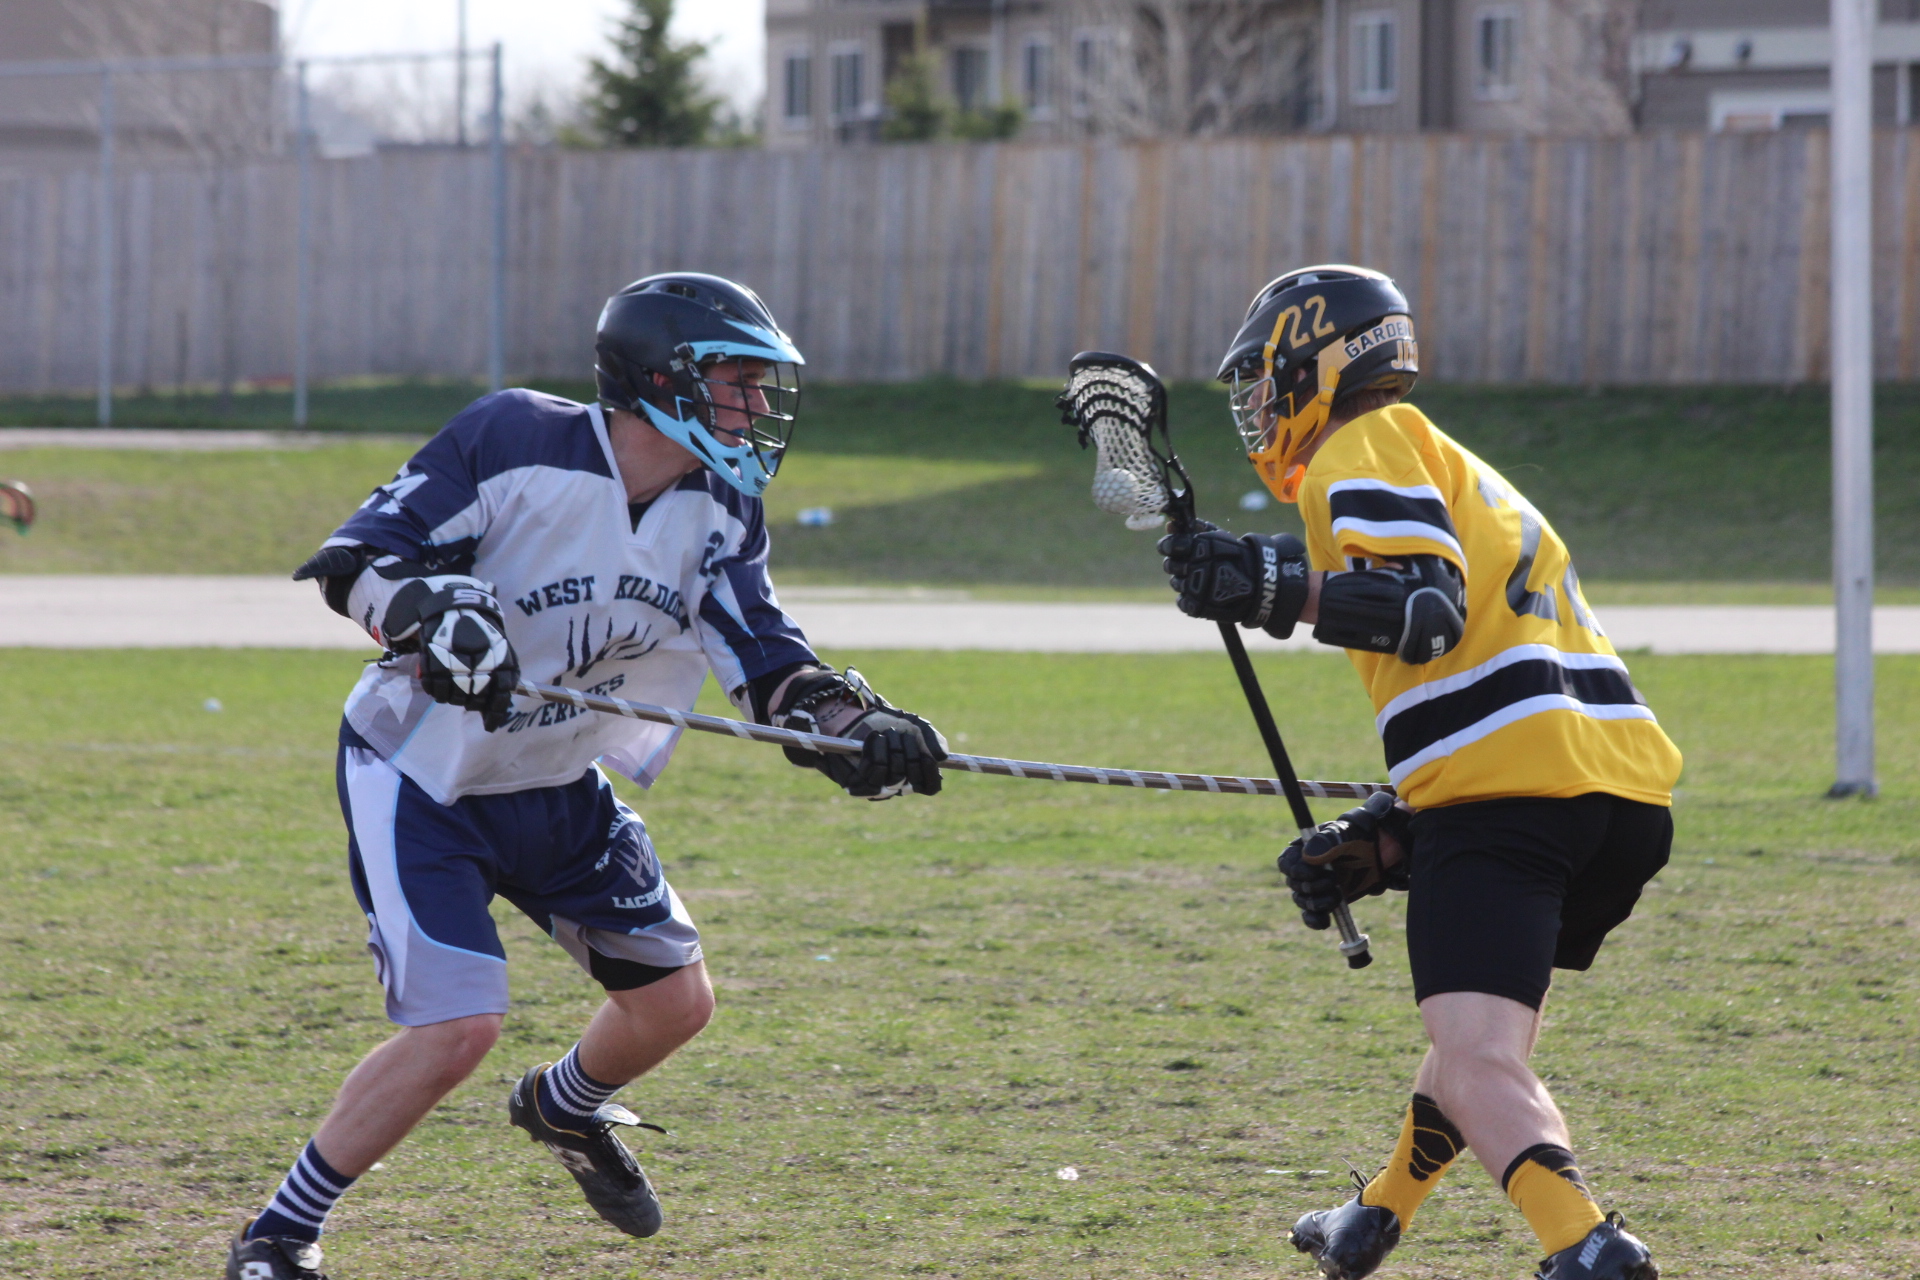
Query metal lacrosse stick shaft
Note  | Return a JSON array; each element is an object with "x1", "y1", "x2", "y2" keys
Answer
[
  {"x1": 1060, "y1": 351, "x2": 1372, "y2": 970},
  {"x1": 513, "y1": 680, "x2": 1391, "y2": 800},
  {"x1": 1212, "y1": 622, "x2": 1373, "y2": 968}
]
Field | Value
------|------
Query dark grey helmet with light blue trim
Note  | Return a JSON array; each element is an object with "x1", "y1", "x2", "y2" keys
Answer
[{"x1": 594, "y1": 272, "x2": 805, "y2": 497}]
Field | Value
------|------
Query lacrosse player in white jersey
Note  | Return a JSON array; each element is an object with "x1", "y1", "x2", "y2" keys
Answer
[{"x1": 227, "y1": 274, "x2": 948, "y2": 1280}]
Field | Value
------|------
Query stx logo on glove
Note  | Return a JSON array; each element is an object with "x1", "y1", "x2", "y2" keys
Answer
[{"x1": 447, "y1": 586, "x2": 497, "y2": 610}]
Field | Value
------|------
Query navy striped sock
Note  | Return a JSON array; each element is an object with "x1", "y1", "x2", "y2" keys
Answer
[
  {"x1": 538, "y1": 1044, "x2": 621, "y2": 1121},
  {"x1": 247, "y1": 1140, "x2": 355, "y2": 1243}
]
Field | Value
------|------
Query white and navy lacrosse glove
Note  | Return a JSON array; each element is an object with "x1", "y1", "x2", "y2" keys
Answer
[
  {"x1": 770, "y1": 665, "x2": 948, "y2": 799},
  {"x1": 377, "y1": 576, "x2": 521, "y2": 732}
]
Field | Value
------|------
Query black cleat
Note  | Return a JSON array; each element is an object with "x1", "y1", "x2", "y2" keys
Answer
[
  {"x1": 1288, "y1": 1193, "x2": 1402, "y2": 1280},
  {"x1": 225, "y1": 1225, "x2": 328, "y2": 1280},
  {"x1": 508, "y1": 1062, "x2": 666, "y2": 1238},
  {"x1": 1535, "y1": 1214, "x2": 1659, "y2": 1280}
]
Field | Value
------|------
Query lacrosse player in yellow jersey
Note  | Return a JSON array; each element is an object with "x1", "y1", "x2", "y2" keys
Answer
[{"x1": 1158, "y1": 266, "x2": 1681, "y2": 1280}]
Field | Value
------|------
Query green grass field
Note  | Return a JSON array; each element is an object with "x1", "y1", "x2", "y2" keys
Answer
[
  {"x1": 2, "y1": 648, "x2": 1917, "y2": 1279},
  {"x1": 3, "y1": 379, "x2": 1918, "y2": 594}
]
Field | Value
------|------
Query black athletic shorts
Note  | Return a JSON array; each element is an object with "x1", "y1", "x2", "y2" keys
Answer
[{"x1": 1404, "y1": 792, "x2": 1672, "y2": 1010}]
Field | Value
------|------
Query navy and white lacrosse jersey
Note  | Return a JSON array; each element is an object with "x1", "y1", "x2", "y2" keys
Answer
[{"x1": 323, "y1": 389, "x2": 817, "y2": 804}]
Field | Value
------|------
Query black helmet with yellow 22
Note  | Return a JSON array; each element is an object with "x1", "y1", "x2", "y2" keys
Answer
[{"x1": 1217, "y1": 264, "x2": 1419, "y2": 503}]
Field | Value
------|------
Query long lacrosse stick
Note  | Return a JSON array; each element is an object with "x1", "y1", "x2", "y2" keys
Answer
[
  {"x1": 1057, "y1": 352, "x2": 1374, "y2": 970},
  {"x1": 516, "y1": 680, "x2": 1389, "y2": 799}
]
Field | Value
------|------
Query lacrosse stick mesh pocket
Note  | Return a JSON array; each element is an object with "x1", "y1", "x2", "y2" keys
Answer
[{"x1": 1066, "y1": 365, "x2": 1171, "y2": 531}]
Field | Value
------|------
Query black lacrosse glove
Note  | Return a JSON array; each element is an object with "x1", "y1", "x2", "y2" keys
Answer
[
  {"x1": 1157, "y1": 522, "x2": 1311, "y2": 638},
  {"x1": 381, "y1": 576, "x2": 521, "y2": 732},
  {"x1": 774, "y1": 667, "x2": 948, "y2": 800},
  {"x1": 1277, "y1": 792, "x2": 1413, "y2": 929}
]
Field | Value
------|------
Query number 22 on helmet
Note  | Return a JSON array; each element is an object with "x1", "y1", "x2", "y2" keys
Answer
[{"x1": 1217, "y1": 264, "x2": 1419, "y2": 503}]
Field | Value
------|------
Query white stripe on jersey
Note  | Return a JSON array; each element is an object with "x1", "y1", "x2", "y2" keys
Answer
[
  {"x1": 1326, "y1": 477, "x2": 1448, "y2": 504},
  {"x1": 1329, "y1": 516, "x2": 1466, "y2": 561},
  {"x1": 1372, "y1": 644, "x2": 1630, "y2": 734},
  {"x1": 1387, "y1": 697, "x2": 1657, "y2": 785}
]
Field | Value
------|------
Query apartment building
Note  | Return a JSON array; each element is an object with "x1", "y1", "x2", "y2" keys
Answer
[
  {"x1": 767, "y1": 0, "x2": 1920, "y2": 142},
  {"x1": 763, "y1": 0, "x2": 1635, "y2": 145},
  {"x1": 1633, "y1": 0, "x2": 1920, "y2": 129}
]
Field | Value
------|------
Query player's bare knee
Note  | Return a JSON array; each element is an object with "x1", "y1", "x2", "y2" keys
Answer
[
  {"x1": 618, "y1": 970, "x2": 713, "y2": 1044},
  {"x1": 661, "y1": 994, "x2": 714, "y2": 1049},
  {"x1": 1433, "y1": 1036, "x2": 1527, "y2": 1079},
  {"x1": 671, "y1": 973, "x2": 716, "y2": 1035},
  {"x1": 411, "y1": 1013, "x2": 503, "y2": 1082}
]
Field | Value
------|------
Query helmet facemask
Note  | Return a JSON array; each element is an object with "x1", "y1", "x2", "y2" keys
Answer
[
  {"x1": 670, "y1": 345, "x2": 802, "y2": 492},
  {"x1": 1231, "y1": 313, "x2": 1415, "y2": 504},
  {"x1": 593, "y1": 272, "x2": 808, "y2": 498},
  {"x1": 1233, "y1": 349, "x2": 1340, "y2": 504}
]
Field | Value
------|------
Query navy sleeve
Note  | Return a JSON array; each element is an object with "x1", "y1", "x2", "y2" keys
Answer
[
  {"x1": 694, "y1": 487, "x2": 818, "y2": 691},
  {"x1": 328, "y1": 390, "x2": 608, "y2": 575}
]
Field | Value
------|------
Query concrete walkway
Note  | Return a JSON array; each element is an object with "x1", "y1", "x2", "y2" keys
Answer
[{"x1": 2, "y1": 576, "x2": 1917, "y2": 654}]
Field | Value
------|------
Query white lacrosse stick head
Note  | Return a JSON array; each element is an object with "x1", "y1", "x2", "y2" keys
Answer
[{"x1": 1064, "y1": 360, "x2": 1173, "y2": 531}]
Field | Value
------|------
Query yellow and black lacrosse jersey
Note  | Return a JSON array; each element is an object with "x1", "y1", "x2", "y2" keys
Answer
[{"x1": 1297, "y1": 403, "x2": 1682, "y2": 811}]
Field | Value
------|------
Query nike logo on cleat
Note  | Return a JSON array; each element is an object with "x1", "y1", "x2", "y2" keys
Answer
[{"x1": 1579, "y1": 1235, "x2": 1605, "y2": 1268}]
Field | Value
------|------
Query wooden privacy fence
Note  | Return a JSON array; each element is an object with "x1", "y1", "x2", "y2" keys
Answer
[{"x1": 4, "y1": 130, "x2": 1920, "y2": 394}]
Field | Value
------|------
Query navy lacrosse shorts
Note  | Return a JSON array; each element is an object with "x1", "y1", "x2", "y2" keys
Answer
[{"x1": 336, "y1": 723, "x2": 702, "y2": 1026}]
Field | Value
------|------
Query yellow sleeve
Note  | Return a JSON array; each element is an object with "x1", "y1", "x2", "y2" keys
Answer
[{"x1": 1299, "y1": 427, "x2": 1465, "y2": 572}]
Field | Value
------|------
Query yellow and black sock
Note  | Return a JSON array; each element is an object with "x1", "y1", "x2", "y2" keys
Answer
[
  {"x1": 1357, "y1": 1093, "x2": 1466, "y2": 1229},
  {"x1": 1503, "y1": 1143, "x2": 1605, "y2": 1256}
]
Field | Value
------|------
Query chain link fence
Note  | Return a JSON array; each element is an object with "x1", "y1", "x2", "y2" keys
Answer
[{"x1": 0, "y1": 45, "x2": 506, "y2": 425}]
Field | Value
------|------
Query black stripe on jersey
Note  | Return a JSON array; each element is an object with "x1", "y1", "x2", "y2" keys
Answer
[
  {"x1": 1327, "y1": 488, "x2": 1459, "y2": 537},
  {"x1": 1380, "y1": 659, "x2": 1646, "y2": 772}
]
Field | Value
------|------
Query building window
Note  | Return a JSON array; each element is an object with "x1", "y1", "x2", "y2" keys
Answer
[
  {"x1": 783, "y1": 51, "x2": 811, "y2": 124},
  {"x1": 1474, "y1": 7, "x2": 1519, "y2": 100},
  {"x1": 830, "y1": 47, "x2": 865, "y2": 120},
  {"x1": 1709, "y1": 90, "x2": 1832, "y2": 132},
  {"x1": 952, "y1": 46, "x2": 991, "y2": 112},
  {"x1": 1022, "y1": 38, "x2": 1054, "y2": 115},
  {"x1": 1071, "y1": 31, "x2": 1106, "y2": 117},
  {"x1": 1351, "y1": 12, "x2": 1397, "y2": 105}
]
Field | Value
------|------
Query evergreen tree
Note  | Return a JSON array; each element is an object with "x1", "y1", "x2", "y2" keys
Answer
[
  {"x1": 881, "y1": 51, "x2": 945, "y2": 142},
  {"x1": 586, "y1": 0, "x2": 719, "y2": 147}
]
